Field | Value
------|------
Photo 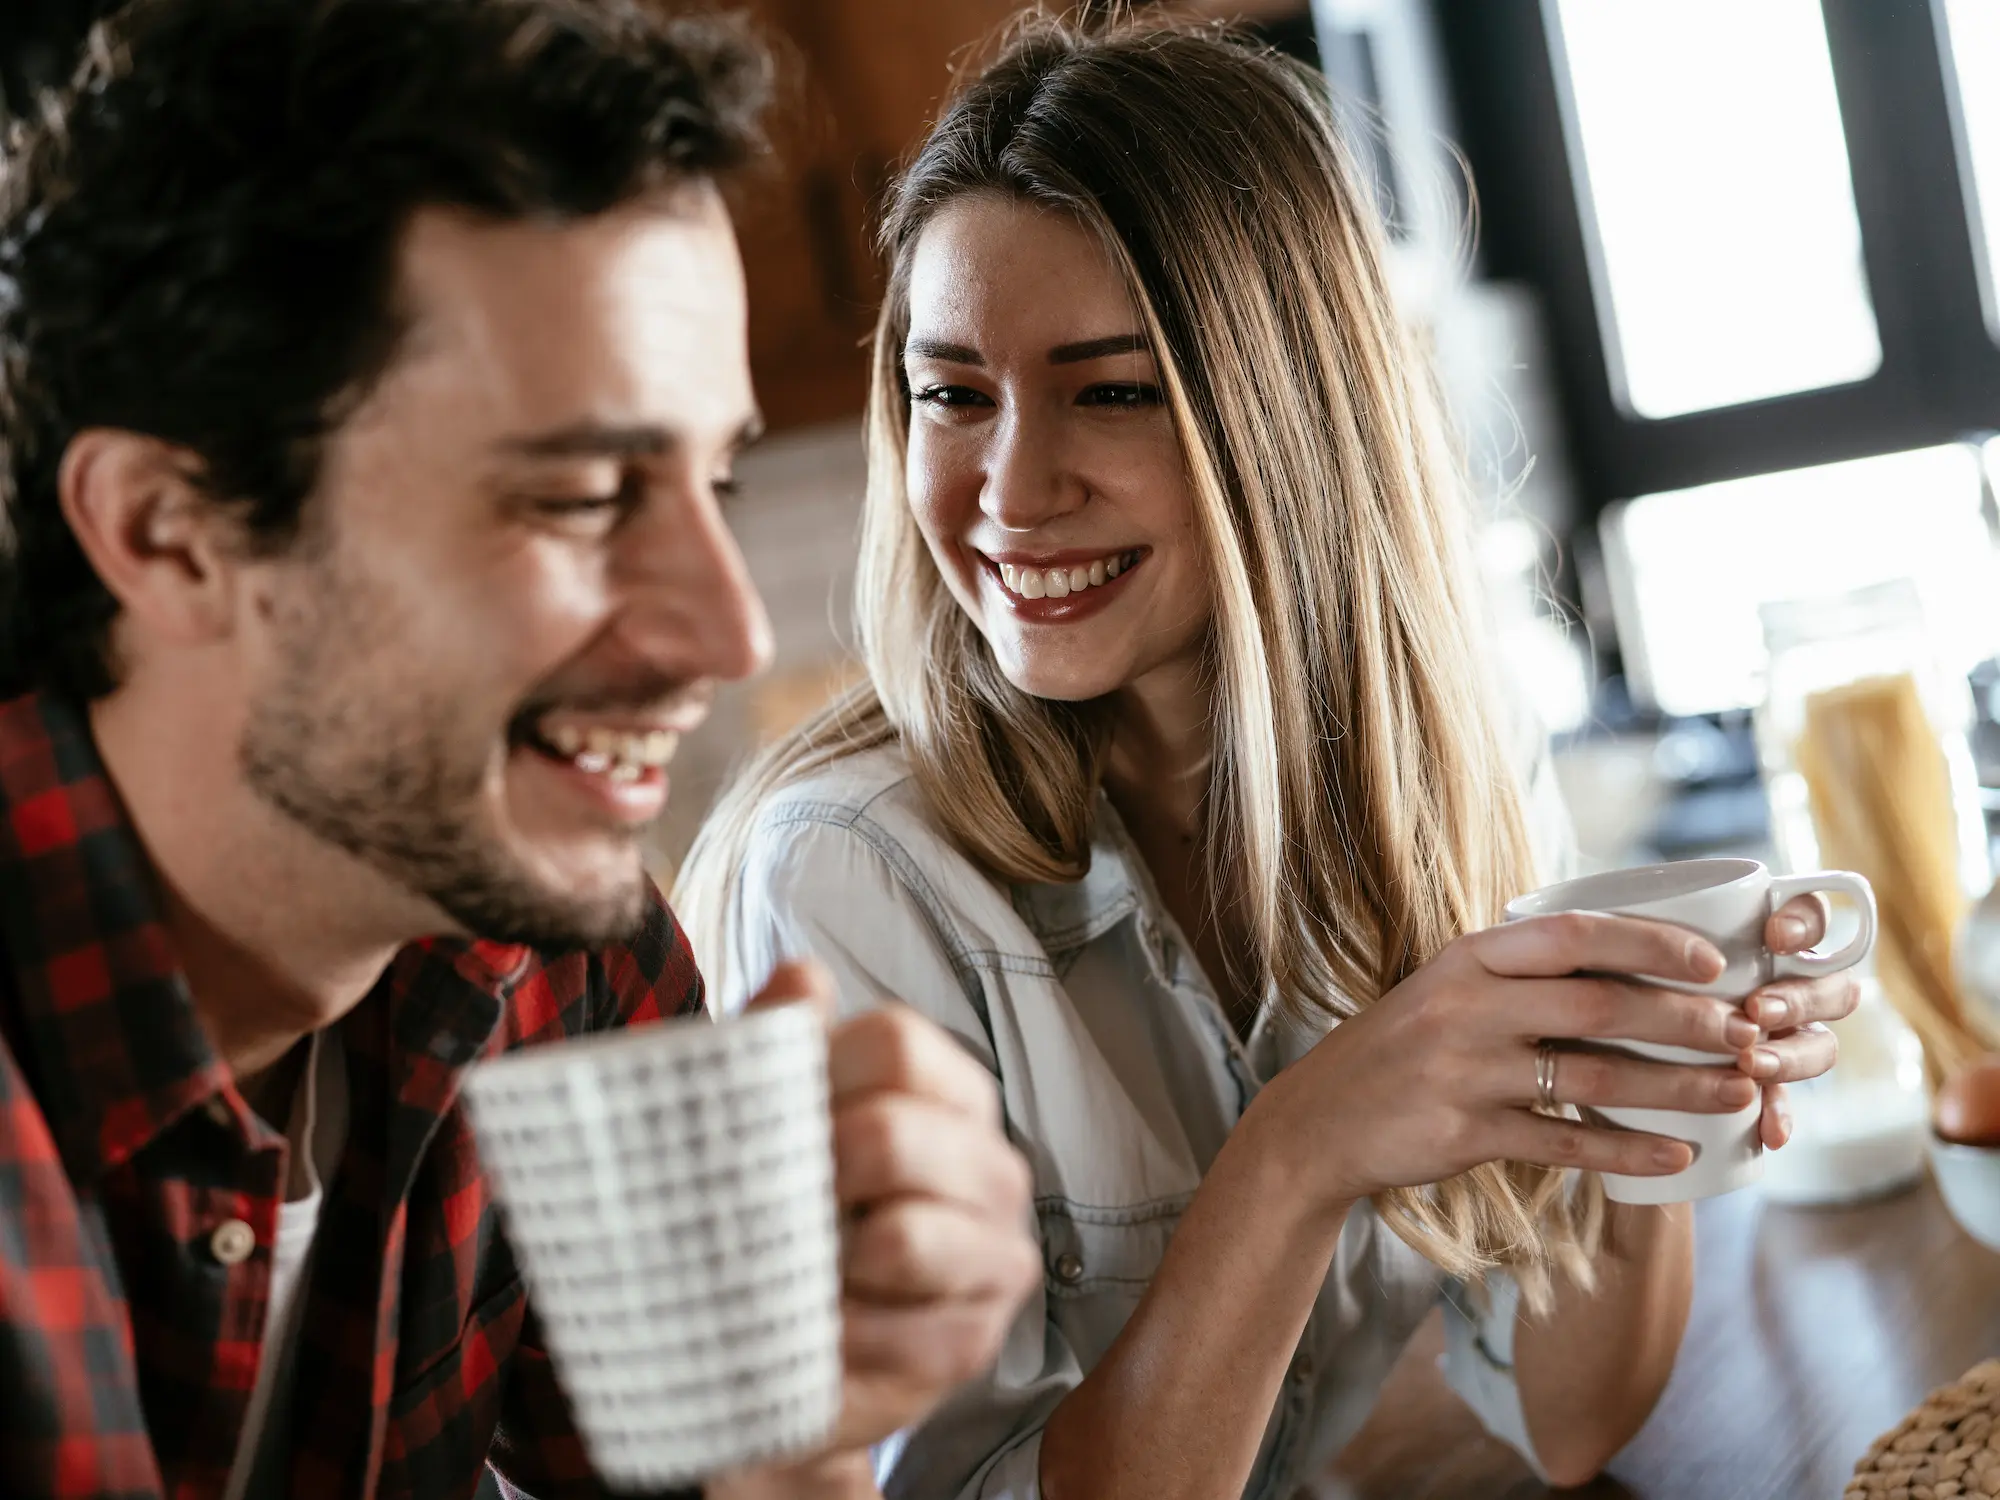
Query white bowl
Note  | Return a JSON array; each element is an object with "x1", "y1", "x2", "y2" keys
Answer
[{"x1": 1929, "y1": 1132, "x2": 2000, "y2": 1250}]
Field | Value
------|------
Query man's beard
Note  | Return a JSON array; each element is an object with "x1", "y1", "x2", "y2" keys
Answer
[{"x1": 239, "y1": 568, "x2": 649, "y2": 953}]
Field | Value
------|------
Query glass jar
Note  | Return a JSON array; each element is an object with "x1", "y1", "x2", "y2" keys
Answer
[
  {"x1": 1756, "y1": 578, "x2": 1990, "y2": 902},
  {"x1": 1753, "y1": 579, "x2": 1989, "y2": 1201}
]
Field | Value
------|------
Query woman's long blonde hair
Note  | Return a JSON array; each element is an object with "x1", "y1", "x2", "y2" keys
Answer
[{"x1": 680, "y1": 13, "x2": 1603, "y2": 1307}]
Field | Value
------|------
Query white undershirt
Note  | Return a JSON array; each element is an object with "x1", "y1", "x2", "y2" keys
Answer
[{"x1": 223, "y1": 1031, "x2": 350, "y2": 1500}]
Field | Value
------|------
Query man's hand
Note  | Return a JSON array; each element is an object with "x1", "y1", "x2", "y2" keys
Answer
[
  {"x1": 714, "y1": 961, "x2": 1040, "y2": 1496},
  {"x1": 706, "y1": 1450, "x2": 877, "y2": 1500}
]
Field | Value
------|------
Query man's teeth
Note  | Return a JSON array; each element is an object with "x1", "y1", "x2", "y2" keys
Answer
[
  {"x1": 538, "y1": 723, "x2": 680, "y2": 778},
  {"x1": 996, "y1": 551, "x2": 1137, "y2": 600}
]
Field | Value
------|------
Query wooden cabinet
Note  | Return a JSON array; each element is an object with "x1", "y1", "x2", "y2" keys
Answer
[{"x1": 735, "y1": 0, "x2": 1023, "y2": 430}]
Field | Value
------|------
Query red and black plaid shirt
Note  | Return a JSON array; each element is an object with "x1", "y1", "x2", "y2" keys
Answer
[{"x1": 0, "y1": 691, "x2": 707, "y2": 1500}]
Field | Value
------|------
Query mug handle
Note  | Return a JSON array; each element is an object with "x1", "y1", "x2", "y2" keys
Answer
[{"x1": 1768, "y1": 871, "x2": 1877, "y2": 979}]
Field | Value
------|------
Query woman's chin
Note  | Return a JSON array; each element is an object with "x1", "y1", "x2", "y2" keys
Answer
[{"x1": 997, "y1": 658, "x2": 1128, "y2": 704}]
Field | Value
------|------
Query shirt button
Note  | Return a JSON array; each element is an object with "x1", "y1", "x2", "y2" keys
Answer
[
  {"x1": 209, "y1": 1219, "x2": 257, "y2": 1266},
  {"x1": 1052, "y1": 1252, "x2": 1084, "y2": 1285},
  {"x1": 1291, "y1": 1352, "x2": 1314, "y2": 1384},
  {"x1": 203, "y1": 1096, "x2": 233, "y2": 1128}
]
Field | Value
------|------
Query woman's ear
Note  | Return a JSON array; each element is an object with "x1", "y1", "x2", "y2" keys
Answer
[{"x1": 57, "y1": 430, "x2": 246, "y2": 654}]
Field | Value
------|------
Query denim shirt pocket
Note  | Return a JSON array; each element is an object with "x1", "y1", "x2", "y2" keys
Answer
[{"x1": 1034, "y1": 1195, "x2": 1190, "y2": 1367}]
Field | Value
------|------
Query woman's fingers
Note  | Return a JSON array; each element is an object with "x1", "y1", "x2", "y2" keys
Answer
[
  {"x1": 1736, "y1": 1021, "x2": 1838, "y2": 1085},
  {"x1": 1473, "y1": 911, "x2": 1725, "y2": 986},
  {"x1": 1490, "y1": 1110, "x2": 1694, "y2": 1177},
  {"x1": 1759, "y1": 1084, "x2": 1794, "y2": 1149},
  {"x1": 1766, "y1": 893, "x2": 1830, "y2": 955},
  {"x1": 1511, "y1": 975, "x2": 1759, "y2": 1055},
  {"x1": 1745, "y1": 972, "x2": 1860, "y2": 1032},
  {"x1": 1532, "y1": 1045, "x2": 1757, "y2": 1115}
]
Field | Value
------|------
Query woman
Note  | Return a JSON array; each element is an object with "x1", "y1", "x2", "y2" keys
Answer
[{"x1": 680, "y1": 17, "x2": 1854, "y2": 1498}]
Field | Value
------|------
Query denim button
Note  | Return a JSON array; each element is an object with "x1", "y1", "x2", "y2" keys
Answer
[{"x1": 1053, "y1": 1252, "x2": 1084, "y2": 1284}]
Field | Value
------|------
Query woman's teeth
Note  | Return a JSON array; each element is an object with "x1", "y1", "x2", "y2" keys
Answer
[
  {"x1": 537, "y1": 723, "x2": 680, "y2": 783},
  {"x1": 997, "y1": 551, "x2": 1138, "y2": 600}
]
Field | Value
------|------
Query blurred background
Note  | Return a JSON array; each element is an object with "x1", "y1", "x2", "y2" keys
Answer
[{"x1": 6, "y1": 0, "x2": 2000, "y2": 884}]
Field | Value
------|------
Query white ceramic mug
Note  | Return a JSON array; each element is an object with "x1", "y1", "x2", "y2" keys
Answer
[{"x1": 1504, "y1": 858, "x2": 1877, "y2": 1204}]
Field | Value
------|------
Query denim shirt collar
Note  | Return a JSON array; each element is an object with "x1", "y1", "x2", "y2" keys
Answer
[
  {"x1": 1008, "y1": 787, "x2": 1339, "y2": 1065},
  {"x1": 1005, "y1": 792, "x2": 1154, "y2": 962}
]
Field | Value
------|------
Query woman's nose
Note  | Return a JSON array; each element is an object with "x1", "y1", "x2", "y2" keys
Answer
[{"x1": 982, "y1": 412, "x2": 1088, "y2": 531}]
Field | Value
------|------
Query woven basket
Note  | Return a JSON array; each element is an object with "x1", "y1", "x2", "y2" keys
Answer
[{"x1": 1847, "y1": 1361, "x2": 2000, "y2": 1498}]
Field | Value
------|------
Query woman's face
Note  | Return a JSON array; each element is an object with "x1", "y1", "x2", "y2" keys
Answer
[{"x1": 901, "y1": 194, "x2": 1209, "y2": 702}]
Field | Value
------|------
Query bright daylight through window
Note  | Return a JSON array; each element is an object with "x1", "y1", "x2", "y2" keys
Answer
[
  {"x1": 1605, "y1": 445, "x2": 2000, "y2": 719},
  {"x1": 1550, "y1": 0, "x2": 1882, "y2": 418},
  {"x1": 1943, "y1": 0, "x2": 2000, "y2": 339}
]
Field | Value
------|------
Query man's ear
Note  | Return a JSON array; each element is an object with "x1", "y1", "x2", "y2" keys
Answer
[{"x1": 58, "y1": 430, "x2": 246, "y2": 653}]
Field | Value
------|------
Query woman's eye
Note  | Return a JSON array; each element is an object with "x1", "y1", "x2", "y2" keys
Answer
[
  {"x1": 910, "y1": 382, "x2": 994, "y2": 411},
  {"x1": 1080, "y1": 382, "x2": 1164, "y2": 408}
]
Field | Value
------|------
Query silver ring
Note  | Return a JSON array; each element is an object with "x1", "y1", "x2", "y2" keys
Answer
[{"x1": 1534, "y1": 1041, "x2": 1560, "y2": 1111}]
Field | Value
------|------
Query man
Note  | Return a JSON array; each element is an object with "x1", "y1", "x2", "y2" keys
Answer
[{"x1": 0, "y1": 1, "x2": 1039, "y2": 1496}]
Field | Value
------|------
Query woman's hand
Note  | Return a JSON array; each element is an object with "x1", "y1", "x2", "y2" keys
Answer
[
  {"x1": 1739, "y1": 894, "x2": 1862, "y2": 1149},
  {"x1": 1244, "y1": 912, "x2": 1762, "y2": 1208}
]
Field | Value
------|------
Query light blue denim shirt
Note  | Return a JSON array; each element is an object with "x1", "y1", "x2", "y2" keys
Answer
[{"x1": 717, "y1": 741, "x2": 1571, "y2": 1500}]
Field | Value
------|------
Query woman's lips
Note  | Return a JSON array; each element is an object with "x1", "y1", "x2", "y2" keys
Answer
[{"x1": 976, "y1": 548, "x2": 1146, "y2": 623}]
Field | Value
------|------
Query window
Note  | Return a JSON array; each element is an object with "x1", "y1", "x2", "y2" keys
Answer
[
  {"x1": 1437, "y1": 0, "x2": 2000, "y2": 701},
  {"x1": 1942, "y1": 0, "x2": 2000, "y2": 338},
  {"x1": 1549, "y1": 0, "x2": 1880, "y2": 418},
  {"x1": 1603, "y1": 444, "x2": 1998, "y2": 718}
]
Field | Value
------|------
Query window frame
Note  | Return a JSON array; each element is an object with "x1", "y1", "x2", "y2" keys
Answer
[{"x1": 1433, "y1": 0, "x2": 2000, "y2": 515}]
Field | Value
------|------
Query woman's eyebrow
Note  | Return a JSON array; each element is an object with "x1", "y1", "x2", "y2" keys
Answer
[
  {"x1": 904, "y1": 333, "x2": 1152, "y2": 366},
  {"x1": 1048, "y1": 333, "x2": 1149, "y2": 364}
]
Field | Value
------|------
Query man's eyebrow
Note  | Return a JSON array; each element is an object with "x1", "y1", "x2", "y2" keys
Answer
[
  {"x1": 501, "y1": 414, "x2": 766, "y2": 460},
  {"x1": 504, "y1": 423, "x2": 670, "y2": 460},
  {"x1": 1048, "y1": 333, "x2": 1150, "y2": 365},
  {"x1": 905, "y1": 337, "x2": 984, "y2": 366}
]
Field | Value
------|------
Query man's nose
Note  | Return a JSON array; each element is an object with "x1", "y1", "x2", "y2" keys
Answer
[{"x1": 615, "y1": 482, "x2": 773, "y2": 685}]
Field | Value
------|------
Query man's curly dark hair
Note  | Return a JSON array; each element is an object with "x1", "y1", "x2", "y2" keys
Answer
[{"x1": 0, "y1": 0, "x2": 772, "y2": 700}]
